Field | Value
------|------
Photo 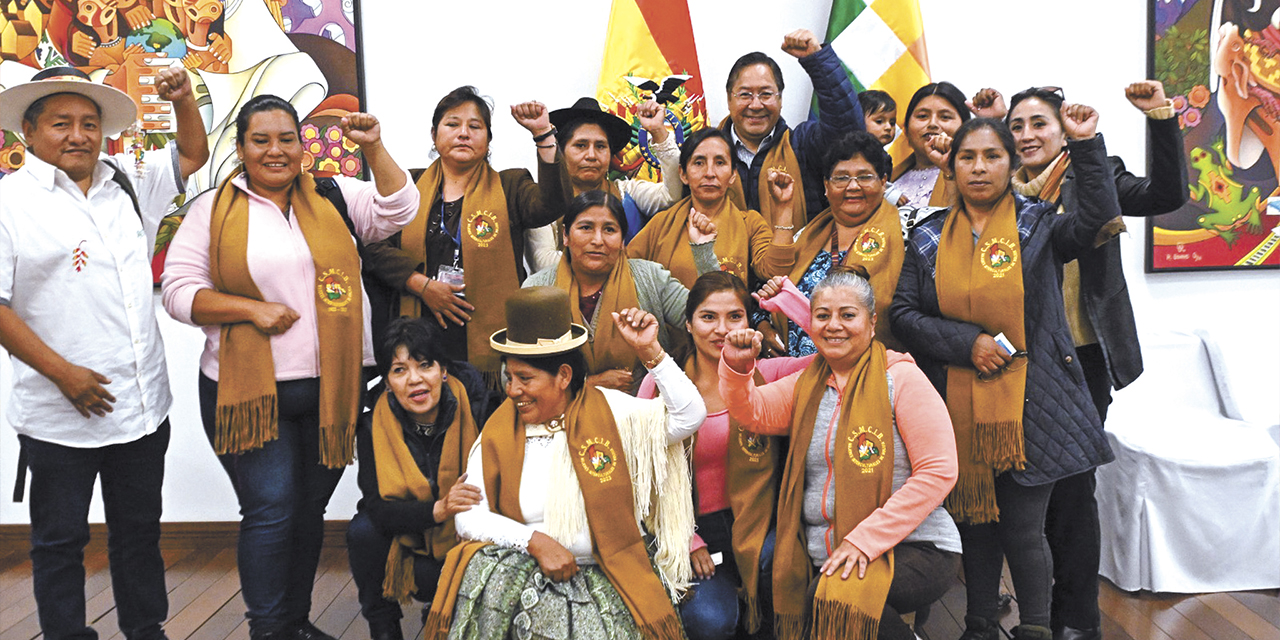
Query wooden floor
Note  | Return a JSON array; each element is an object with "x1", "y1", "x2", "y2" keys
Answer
[{"x1": 1, "y1": 543, "x2": 1276, "y2": 640}]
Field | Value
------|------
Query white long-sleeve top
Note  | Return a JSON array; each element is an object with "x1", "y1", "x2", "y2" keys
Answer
[{"x1": 455, "y1": 354, "x2": 704, "y2": 563}]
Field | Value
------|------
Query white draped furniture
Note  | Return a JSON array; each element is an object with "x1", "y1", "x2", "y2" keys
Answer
[{"x1": 1096, "y1": 329, "x2": 1280, "y2": 593}]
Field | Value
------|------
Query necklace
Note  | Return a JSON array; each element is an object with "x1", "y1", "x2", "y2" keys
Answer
[{"x1": 545, "y1": 414, "x2": 566, "y2": 433}]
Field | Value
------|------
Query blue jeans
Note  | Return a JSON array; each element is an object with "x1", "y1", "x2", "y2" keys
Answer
[
  {"x1": 679, "y1": 510, "x2": 776, "y2": 640},
  {"x1": 346, "y1": 512, "x2": 445, "y2": 625},
  {"x1": 20, "y1": 420, "x2": 170, "y2": 640},
  {"x1": 199, "y1": 375, "x2": 346, "y2": 634}
]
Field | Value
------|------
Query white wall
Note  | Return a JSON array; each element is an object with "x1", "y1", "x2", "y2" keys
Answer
[{"x1": 2, "y1": 0, "x2": 1276, "y2": 525}]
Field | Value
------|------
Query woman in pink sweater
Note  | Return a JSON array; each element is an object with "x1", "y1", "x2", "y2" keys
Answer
[
  {"x1": 638, "y1": 271, "x2": 811, "y2": 640},
  {"x1": 718, "y1": 266, "x2": 960, "y2": 640},
  {"x1": 161, "y1": 95, "x2": 418, "y2": 640}
]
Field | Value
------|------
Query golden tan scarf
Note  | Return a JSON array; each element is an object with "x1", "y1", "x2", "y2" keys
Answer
[
  {"x1": 207, "y1": 169, "x2": 361, "y2": 468},
  {"x1": 892, "y1": 156, "x2": 954, "y2": 207},
  {"x1": 1012, "y1": 151, "x2": 1071, "y2": 205},
  {"x1": 553, "y1": 254, "x2": 642, "y2": 376},
  {"x1": 722, "y1": 121, "x2": 806, "y2": 227},
  {"x1": 628, "y1": 195, "x2": 763, "y2": 287},
  {"x1": 935, "y1": 193, "x2": 1027, "y2": 524},
  {"x1": 680, "y1": 359, "x2": 778, "y2": 633},
  {"x1": 783, "y1": 198, "x2": 906, "y2": 352},
  {"x1": 424, "y1": 539, "x2": 487, "y2": 640},
  {"x1": 428, "y1": 389, "x2": 684, "y2": 640},
  {"x1": 399, "y1": 161, "x2": 520, "y2": 374},
  {"x1": 773, "y1": 344, "x2": 896, "y2": 640},
  {"x1": 372, "y1": 376, "x2": 479, "y2": 604}
]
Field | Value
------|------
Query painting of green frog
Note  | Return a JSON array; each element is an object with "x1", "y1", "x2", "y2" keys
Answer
[{"x1": 1189, "y1": 138, "x2": 1264, "y2": 246}]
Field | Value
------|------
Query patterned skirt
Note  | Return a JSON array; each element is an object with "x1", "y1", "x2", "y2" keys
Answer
[{"x1": 446, "y1": 545, "x2": 644, "y2": 640}]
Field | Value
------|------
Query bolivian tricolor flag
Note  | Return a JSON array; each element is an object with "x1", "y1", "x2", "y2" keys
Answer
[
  {"x1": 596, "y1": 0, "x2": 708, "y2": 183},
  {"x1": 825, "y1": 0, "x2": 931, "y2": 163}
]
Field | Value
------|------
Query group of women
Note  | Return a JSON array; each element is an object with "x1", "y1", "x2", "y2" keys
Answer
[{"x1": 156, "y1": 25, "x2": 1185, "y2": 640}]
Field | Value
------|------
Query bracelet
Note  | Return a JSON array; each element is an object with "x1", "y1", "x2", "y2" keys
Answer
[
  {"x1": 418, "y1": 276, "x2": 431, "y2": 297},
  {"x1": 643, "y1": 350, "x2": 667, "y2": 370},
  {"x1": 536, "y1": 143, "x2": 556, "y2": 149},
  {"x1": 773, "y1": 224, "x2": 795, "y2": 231},
  {"x1": 532, "y1": 126, "x2": 558, "y2": 143}
]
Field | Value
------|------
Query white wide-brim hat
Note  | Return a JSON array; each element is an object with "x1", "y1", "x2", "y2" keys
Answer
[{"x1": 0, "y1": 66, "x2": 137, "y2": 137}]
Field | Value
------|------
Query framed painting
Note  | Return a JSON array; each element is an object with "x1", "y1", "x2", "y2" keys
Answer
[
  {"x1": 1147, "y1": 0, "x2": 1280, "y2": 271},
  {"x1": 0, "y1": 0, "x2": 368, "y2": 281}
]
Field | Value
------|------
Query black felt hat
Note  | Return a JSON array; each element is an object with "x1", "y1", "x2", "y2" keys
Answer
[{"x1": 549, "y1": 97, "x2": 634, "y2": 154}]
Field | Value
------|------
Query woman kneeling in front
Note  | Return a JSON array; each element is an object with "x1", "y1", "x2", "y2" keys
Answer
[
  {"x1": 719, "y1": 267, "x2": 961, "y2": 640},
  {"x1": 425, "y1": 287, "x2": 706, "y2": 640}
]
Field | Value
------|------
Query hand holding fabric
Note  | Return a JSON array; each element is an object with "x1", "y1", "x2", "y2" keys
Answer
[{"x1": 433, "y1": 473, "x2": 483, "y2": 522}]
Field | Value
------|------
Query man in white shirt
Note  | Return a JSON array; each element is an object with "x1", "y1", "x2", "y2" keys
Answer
[{"x1": 0, "y1": 65, "x2": 208, "y2": 640}]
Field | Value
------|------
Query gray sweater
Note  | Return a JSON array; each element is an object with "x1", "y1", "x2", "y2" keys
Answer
[{"x1": 803, "y1": 372, "x2": 962, "y2": 564}]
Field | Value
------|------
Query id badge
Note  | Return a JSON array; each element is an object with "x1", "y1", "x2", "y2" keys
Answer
[{"x1": 437, "y1": 264, "x2": 465, "y2": 296}]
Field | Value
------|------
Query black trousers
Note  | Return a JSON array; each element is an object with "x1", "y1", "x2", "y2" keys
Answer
[
  {"x1": 958, "y1": 474, "x2": 1056, "y2": 628},
  {"x1": 21, "y1": 421, "x2": 170, "y2": 640},
  {"x1": 1044, "y1": 343, "x2": 1110, "y2": 630}
]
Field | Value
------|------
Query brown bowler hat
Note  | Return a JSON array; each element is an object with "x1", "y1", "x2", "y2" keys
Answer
[{"x1": 489, "y1": 287, "x2": 588, "y2": 356}]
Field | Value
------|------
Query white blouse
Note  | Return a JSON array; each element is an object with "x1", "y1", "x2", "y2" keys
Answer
[{"x1": 455, "y1": 355, "x2": 705, "y2": 563}]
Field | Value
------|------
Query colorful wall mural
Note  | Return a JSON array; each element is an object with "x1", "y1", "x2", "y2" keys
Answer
[
  {"x1": 1148, "y1": 0, "x2": 1280, "y2": 270},
  {"x1": 0, "y1": 0, "x2": 366, "y2": 277}
]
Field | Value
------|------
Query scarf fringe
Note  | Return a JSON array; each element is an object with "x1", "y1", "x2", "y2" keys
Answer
[
  {"x1": 638, "y1": 613, "x2": 684, "y2": 640},
  {"x1": 622, "y1": 400, "x2": 694, "y2": 598},
  {"x1": 382, "y1": 538, "x2": 417, "y2": 606},
  {"x1": 811, "y1": 599, "x2": 880, "y2": 640},
  {"x1": 774, "y1": 612, "x2": 807, "y2": 640},
  {"x1": 945, "y1": 469, "x2": 1000, "y2": 524},
  {"x1": 972, "y1": 420, "x2": 1026, "y2": 472},
  {"x1": 422, "y1": 606, "x2": 451, "y2": 640},
  {"x1": 318, "y1": 420, "x2": 356, "y2": 469},
  {"x1": 741, "y1": 594, "x2": 761, "y2": 634},
  {"x1": 214, "y1": 394, "x2": 278, "y2": 455},
  {"x1": 482, "y1": 369, "x2": 504, "y2": 393}
]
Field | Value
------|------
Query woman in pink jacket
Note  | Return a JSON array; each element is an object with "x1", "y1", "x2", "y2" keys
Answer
[
  {"x1": 637, "y1": 271, "x2": 812, "y2": 640},
  {"x1": 718, "y1": 266, "x2": 960, "y2": 640}
]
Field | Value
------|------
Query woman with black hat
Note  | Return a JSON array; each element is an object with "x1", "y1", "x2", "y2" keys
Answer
[
  {"x1": 425, "y1": 287, "x2": 706, "y2": 640},
  {"x1": 555, "y1": 96, "x2": 681, "y2": 230},
  {"x1": 523, "y1": 96, "x2": 681, "y2": 272}
]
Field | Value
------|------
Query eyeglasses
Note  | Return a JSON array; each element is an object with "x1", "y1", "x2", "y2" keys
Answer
[
  {"x1": 977, "y1": 351, "x2": 1029, "y2": 382},
  {"x1": 732, "y1": 90, "x2": 779, "y2": 105},
  {"x1": 827, "y1": 174, "x2": 881, "y2": 188}
]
